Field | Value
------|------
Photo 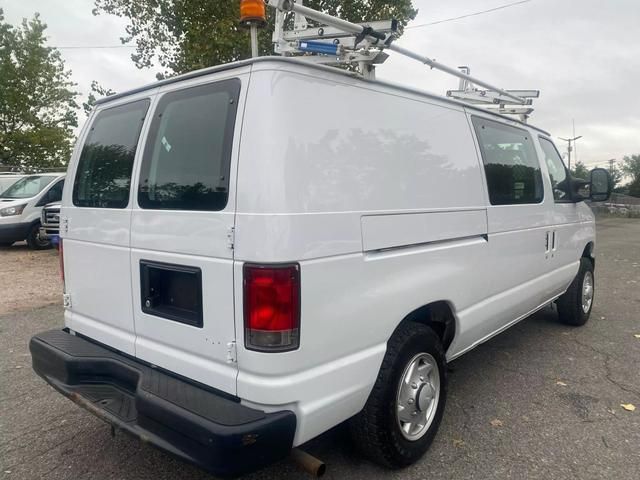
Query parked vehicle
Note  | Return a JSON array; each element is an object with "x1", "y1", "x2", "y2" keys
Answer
[
  {"x1": 0, "y1": 174, "x2": 26, "y2": 195},
  {"x1": 29, "y1": 57, "x2": 611, "y2": 476},
  {"x1": 0, "y1": 173, "x2": 65, "y2": 249},
  {"x1": 39, "y1": 202, "x2": 61, "y2": 246}
]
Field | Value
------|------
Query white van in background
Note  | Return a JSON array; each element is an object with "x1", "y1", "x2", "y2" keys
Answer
[
  {"x1": 0, "y1": 174, "x2": 26, "y2": 195},
  {"x1": 0, "y1": 173, "x2": 65, "y2": 249},
  {"x1": 30, "y1": 57, "x2": 610, "y2": 476}
]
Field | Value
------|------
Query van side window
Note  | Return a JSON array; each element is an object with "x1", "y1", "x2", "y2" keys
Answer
[
  {"x1": 73, "y1": 100, "x2": 150, "y2": 208},
  {"x1": 138, "y1": 79, "x2": 241, "y2": 211},
  {"x1": 472, "y1": 117, "x2": 544, "y2": 205},
  {"x1": 539, "y1": 137, "x2": 570, "y2": 202},
  {"x1": 48, "y1": 180, "x2": 64, "y2": 203},
  {"x1": 37, "y1": 179, "x2": 64, "y2": 206}
]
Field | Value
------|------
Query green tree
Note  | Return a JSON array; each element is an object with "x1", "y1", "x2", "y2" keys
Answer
[
  {"x1": 570, "y1": 160, "x2": 589, "y2": 180},
  {"x1": 82, "y1": 81, "x2": 116, "y2": 117},
  {"x1": 0, "y1": 9, "x2": 78, "y2": 171},
  {"x1": 621, "y1": 154, "x2": 640, "y2": 183},
  {"x1": 92, "y1": 0, "x2": 417, "y2": 79},
  {"x1": 628, "y1": 179, "x2": 640, "y2": 198},
  {"x1": 621, "y1": 154, "x2": 640, "y2": 197},
  {"x1": 609, "y1": 165, "x2": 623, "y2": 192}
]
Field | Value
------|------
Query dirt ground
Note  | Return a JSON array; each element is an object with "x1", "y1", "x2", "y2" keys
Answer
[{"x1": 0, "y1": 243, "x2": 61, "y2": 315}]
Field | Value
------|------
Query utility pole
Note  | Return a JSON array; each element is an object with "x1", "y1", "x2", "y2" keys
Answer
[
  {"x1": 573, "y1": 119, "x2": 578, "y2": 165},
  {"x1": 559, "y1": 135, "x2": 583, "y2": 171}
]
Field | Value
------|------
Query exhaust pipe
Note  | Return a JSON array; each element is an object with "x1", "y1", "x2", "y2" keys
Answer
[{"x1": 291, "y1": 448, "x2": 326, "y2": 477}]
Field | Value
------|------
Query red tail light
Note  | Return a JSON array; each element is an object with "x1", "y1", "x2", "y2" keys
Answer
[{"x1": 243, "y1": 263, "x2": 300, "y2": 352}]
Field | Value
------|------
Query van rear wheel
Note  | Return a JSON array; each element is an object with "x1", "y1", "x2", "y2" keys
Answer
[
  {"x1": 349, "y1": 322, "x2": 447, "y2": 468},
  {"x1": 556, "y1": 257, "x2": 594, "y2": 326}
]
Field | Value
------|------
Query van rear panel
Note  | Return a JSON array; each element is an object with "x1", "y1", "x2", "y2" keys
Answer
[
  {"x1": 63, "y1": 97, "x2": 152, "y2": 355},
  {"x1": 62, "y1": 69, "x2": 249, "y2": 395}
]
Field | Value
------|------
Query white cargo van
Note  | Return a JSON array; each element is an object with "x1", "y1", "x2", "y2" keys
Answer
[
  {"x1": 0, "y1": 174, "x2": 26, "y2": 194},
  {"x1": 0, "y1": 173, "x2": 65, "y2": 249},
  {"x1": 30, "y1": 57, "x2": 611, "y2": 476}
]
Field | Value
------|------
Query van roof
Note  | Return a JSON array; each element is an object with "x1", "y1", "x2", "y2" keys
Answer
[{"x1": 96, "y1": 56, "x2": 550, "y2": 136}]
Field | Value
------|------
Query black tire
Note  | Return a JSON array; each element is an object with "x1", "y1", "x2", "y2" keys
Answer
[
  {"x1": 557, "y1": 257, "x2": 594, "y2": 326},
  {"x1": 349, "y1": 322, "x2": 447, "y2": 468},
  {"x1": 0, "y1": 242, "x2": 13, "y2": 248},
  {"x1": 26, "y1": 223, "x2": 51, "y2": 250}
]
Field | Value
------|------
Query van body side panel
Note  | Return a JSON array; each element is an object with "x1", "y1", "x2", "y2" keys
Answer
[
  {"x1": 235, "y1": 65, "x2": 489, "y2": 444},
  {"x1": 457, "y1": 113, "x2": 555, "y2": 343},
  {"x1": 361, "y1": 209, "x2": 487, "y2": 251},
  {"x1": 533, "y1": 136, "x2": 595, "y2": 299}
]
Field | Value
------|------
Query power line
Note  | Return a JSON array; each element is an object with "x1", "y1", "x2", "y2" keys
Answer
[
  {"x1": 53, "y1": 1, "x2": 534, "y2": 49},
  {"x1": 55, "y1": 45, "x2": 135, "y2": 50},
  {"x1": 405, "y1": 0, "x2": 533, "y2": 30}
]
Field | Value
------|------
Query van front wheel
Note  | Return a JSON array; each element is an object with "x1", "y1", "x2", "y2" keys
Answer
[
  {"x1": 26, "y1": 223, "x2": 50, "y2": 250},
  {"x1": 557, "y1": 257, "x2": 594, "y2": 326},
  {"x1": 349, "y1": 322, "x2": 447, "y2": 468}
]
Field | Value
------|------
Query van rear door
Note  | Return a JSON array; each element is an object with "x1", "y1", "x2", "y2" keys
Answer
[
  {"x1": 129, "y1": 75, "x2": 244, "y2": 394},
  {"x1": 63, "y1": 97, "x2": 152, "y2": 355}
]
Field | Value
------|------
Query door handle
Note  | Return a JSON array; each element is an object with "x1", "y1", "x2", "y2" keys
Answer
[
  {"x1": 545, "y1": 231, "x2": 551, "y2": 254},
  {"x1": 545, "y1": 230, "x2": 557, "y2": 257}
]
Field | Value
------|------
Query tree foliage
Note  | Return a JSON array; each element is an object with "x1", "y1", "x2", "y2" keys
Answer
[
  {"x1": 92, "y1": 0, "x2": 417, "y2": 78},
  {"x1": 82, "y1": 81, "x2": 116, "y2": 117},
  {"x1": 621, "y1": 154, "x2": 640, "y2": 197},
  {"x1": 0, "y1": 9, "x2": 78, "y2": 171},
  {"x1": 621, "y1": 154, "x2": 640, "y2": 183},
  {"x1": 608, "y1": 165, "x2": 623, "y2": 192},
  {"x1": 570, "y1": 160, "x2": 589, "y2": 180}
]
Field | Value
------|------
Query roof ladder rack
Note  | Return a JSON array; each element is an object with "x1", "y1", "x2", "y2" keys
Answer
[
  {"x1": 446, "y1": 67, "x2": 539, "y2": 122},
  {"x1": 267, "y1": 0, "x2": 540, "y2": 120}
]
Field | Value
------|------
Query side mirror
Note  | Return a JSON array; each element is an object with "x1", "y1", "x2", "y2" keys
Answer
[{"x1": 589, "y1": 167, "x2": 611, "y2": 202}]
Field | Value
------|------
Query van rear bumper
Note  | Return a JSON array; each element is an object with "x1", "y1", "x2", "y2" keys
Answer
[{"x1": 29, "y1": 330, "x2": 296, "y2": 478}]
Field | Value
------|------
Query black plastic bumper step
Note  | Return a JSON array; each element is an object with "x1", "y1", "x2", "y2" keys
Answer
[{"x1": 30, "y1": 329, "x2": 296, "y2": 477}]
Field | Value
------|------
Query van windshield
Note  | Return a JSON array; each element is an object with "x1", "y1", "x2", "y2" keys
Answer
[
  {"x1": 0, "y1": 177, "x2": 22, "y2": 194},
  {"x1": 0, "y1": 175, "x2": 56, "y2": 199}
]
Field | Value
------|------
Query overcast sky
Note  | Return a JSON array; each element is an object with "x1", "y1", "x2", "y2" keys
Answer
[{"x1": 4, "y1": 0, "x2": 640, "y2": 168}]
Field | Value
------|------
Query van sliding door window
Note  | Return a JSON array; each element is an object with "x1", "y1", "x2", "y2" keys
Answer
[
  {"x1": 471, "y1": 117, "x2": 544, "y2": 205},
  {"x1": 73, "y1": 99, "x2": 150, "y2": 208},
  {"x1": 138, "y1": 79, "x2": 241, "y2": 211}
]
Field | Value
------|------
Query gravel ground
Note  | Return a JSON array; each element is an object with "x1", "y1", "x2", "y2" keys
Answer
[
  {"x1": 0, "y1": 243, "x2": 61, "y2": 316},
  {"x1": 1, "y1": 217, "x2": 639, "y2": 480}
]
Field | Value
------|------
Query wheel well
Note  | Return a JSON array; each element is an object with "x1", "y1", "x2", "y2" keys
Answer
[
  {"x1": 399, "y1": 301, "x2": 456, "y2": 352},
  {"x1": 582, "y1": 242, "x2": 595, "y2": 267}
]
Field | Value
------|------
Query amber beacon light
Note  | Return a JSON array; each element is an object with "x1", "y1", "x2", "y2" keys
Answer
[
  {"x1": 240, "y1": 0, "x2": 266, "y2": 58},
  {"x1": 240, "y1": 0, "x2": 267, "y2": 26}
]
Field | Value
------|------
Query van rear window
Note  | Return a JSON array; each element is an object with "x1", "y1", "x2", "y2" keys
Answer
[
  {"x1": 137, "y1": 79, "x2": 240, "y2": 211},
  {"x1": 73, "y1": 99, "x2": 150, "y2": 208}
]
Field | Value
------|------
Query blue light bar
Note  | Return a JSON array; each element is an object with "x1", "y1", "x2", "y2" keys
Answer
[{"x1": 298, "y1": 41, "x2": 339, "y2": 56}]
